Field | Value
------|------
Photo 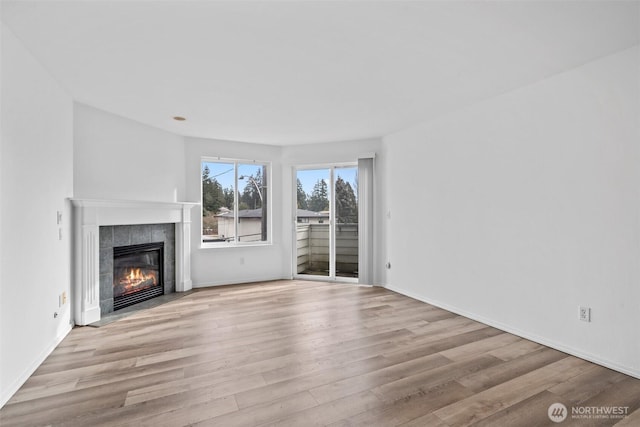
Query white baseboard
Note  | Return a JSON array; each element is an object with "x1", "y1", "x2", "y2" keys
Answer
[
  {"x1": 0, "y1": 322, "x2": 73, "y2": 409},
  {"x1": 192, "y1": 274, "x2": 288, "y2": 288},
  {"x1": 193, "y1": 276, "x2": 377, "y2": 289},
  {"x1": 385, "y1": 283, "x2": 640, "y2": 380}
]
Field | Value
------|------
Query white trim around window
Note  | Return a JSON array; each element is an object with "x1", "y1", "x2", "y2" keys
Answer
[{"x1": 200, "y1": 157, "x2": 272, "y2": 248}]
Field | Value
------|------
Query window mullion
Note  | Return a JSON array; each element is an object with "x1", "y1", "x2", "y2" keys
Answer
[{"x1": 234, "y1": 161, "x2": 238, "y2": 245}]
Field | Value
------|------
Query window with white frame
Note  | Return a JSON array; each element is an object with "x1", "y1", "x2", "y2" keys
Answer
[{"x1": 201, "y1": 158, "x2": 270, "y2": 245}]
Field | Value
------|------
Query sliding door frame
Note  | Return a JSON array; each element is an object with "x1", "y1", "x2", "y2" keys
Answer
[{"x1": 292, "y1": 162, "x2": 358, "y2": 283}]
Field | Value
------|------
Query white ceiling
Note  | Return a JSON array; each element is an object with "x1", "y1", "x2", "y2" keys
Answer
[{"x1": 2, "y1": 1, "x2": 639, "y2": 145}]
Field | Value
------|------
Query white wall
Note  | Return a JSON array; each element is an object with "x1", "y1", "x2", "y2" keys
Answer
[
  {"x1": 1, "y1": 24, "x2": 74, "y2": 407},
  {"x1": 72, "y1": 104, "x2": 389, "y2": 288},
  {"x1": 0, "y1": 14, "x2": 4, "y2": 408},
  {"x1": 185, "y1": 137, "x2": 286, "y2": 286},
  {"x1": 185, "y1": 137, "x2": 388, "y2": 287},
  {"x1": 74, "y1": 103, "x2": 185, "y2": 202},
  {"x1": 281, "y1": 139, "x2": 380, "y2": 166},
  {"x1": 384, "y1": 46, "x2": 640, "y2": 377}
]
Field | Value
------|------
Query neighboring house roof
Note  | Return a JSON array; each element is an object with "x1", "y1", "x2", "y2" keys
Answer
[
  {"x1": 216, "y1": 208, "x2": 262, "y2": 218},
  {"x1": 216, "y1": 208, "x2": 329, "y2": 218},
  {"x1": 297, "y1": 209, "x2": 329, "y2": 219}
]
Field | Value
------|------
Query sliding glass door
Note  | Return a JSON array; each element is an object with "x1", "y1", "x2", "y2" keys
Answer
[
  {"x1": 333, "y1": 166, "x2": 358, "y2": 278},
  {"x1": 295, "y1": 165, "x2": 358, "y2": 280},
  {"x1": 296, "y1": 168, "x2": 331, "y2": 277}
]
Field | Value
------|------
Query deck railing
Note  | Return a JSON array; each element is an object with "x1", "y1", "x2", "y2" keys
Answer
[{"x1": 296, "y1": 223, "x2": 358, "y2": 275}]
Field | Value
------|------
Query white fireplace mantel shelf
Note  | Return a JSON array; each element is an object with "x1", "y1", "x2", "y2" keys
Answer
[{"x1": 70, "y1": 198, "x2": 199, "y2": 325}]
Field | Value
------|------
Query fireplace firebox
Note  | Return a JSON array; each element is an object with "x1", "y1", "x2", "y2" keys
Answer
[{"x1": 113, "y1": 242, "x2": 164, "y2": 310}]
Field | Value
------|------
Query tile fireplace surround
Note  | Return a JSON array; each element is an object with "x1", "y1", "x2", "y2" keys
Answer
[{"x1": 70, "y1": 199, "x2": 198, "y2": 325}]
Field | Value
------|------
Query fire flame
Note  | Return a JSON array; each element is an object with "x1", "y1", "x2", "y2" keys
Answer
[
  {"x1": 119, "y1": 268, "x2": 157, "y2": 290},
  {"x1": 128, "y1": 268, "x2": 143, "y2": 281}
]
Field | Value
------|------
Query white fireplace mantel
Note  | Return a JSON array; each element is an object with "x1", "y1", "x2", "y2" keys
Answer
[{"x1": 70, "y1": 198, "x2": 198, "y2": 325}]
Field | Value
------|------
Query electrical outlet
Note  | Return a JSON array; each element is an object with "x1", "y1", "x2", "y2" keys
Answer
[
  {"x1": 240, "y1": 257, "x2": 245, "y2": 265},
  {"x1": 59, "y1": 292, "x2": 67, "y2": 307},
  {"x1": 579, "y1": 306, "x2": 591, "y2": 322}
]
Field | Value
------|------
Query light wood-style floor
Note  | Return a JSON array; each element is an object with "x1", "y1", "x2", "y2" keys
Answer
[{"x1": 1, "y1": 280, "x2": 639, "y2": 426}]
